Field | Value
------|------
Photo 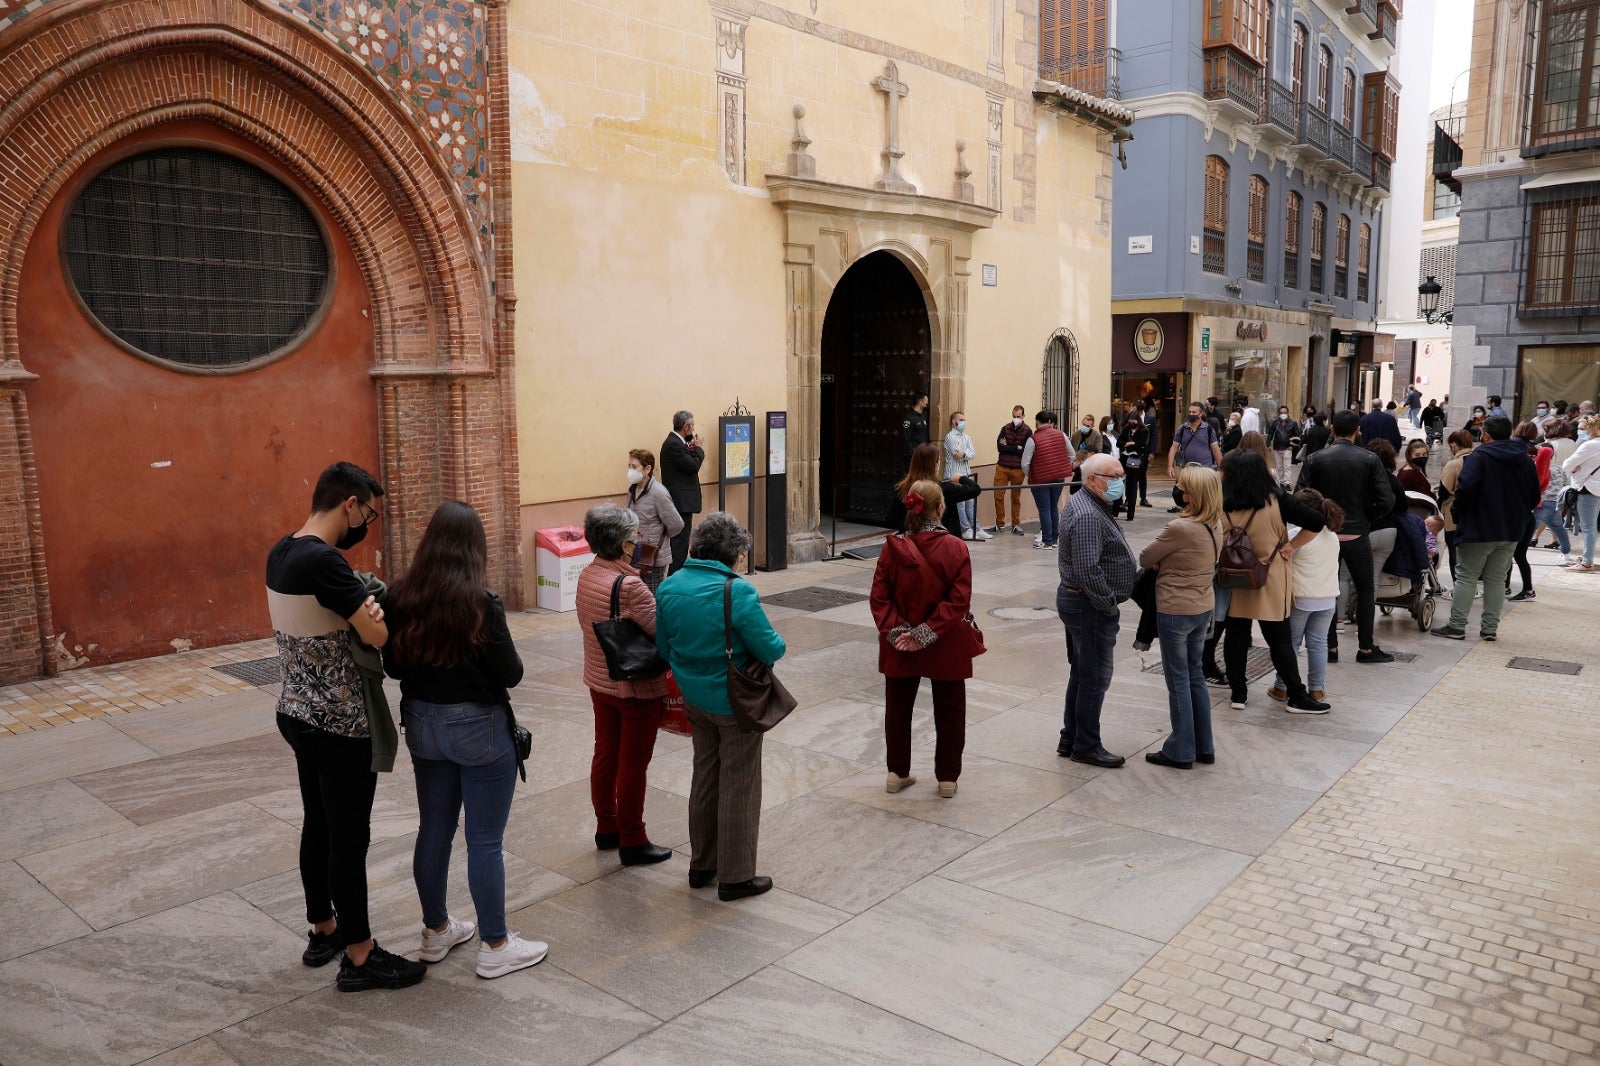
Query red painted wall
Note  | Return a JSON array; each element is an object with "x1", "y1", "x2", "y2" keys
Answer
[{"x1": 20, "y1": 120, "x2": 379, "y2": 667}]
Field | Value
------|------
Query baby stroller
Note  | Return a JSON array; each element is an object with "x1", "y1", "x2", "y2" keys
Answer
[{"x1": 1373, "y1": 491, "x2": 1445, "y2": 631}]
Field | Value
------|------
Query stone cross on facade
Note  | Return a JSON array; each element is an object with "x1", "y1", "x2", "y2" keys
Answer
[{"x1": 872, "y1": 60, "x2": 916, "y2": 193}]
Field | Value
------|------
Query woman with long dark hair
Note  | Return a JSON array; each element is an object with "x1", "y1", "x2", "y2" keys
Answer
[
  {"x1": 384, "y1": 501, "x2": 546, "y2": 980},
  {"x1": 1218, "y1": 450, "x2": 1329, "y2": 713},
  {"x1": 1508, "y1": 420, "x2": 1547, "y2": 600}
]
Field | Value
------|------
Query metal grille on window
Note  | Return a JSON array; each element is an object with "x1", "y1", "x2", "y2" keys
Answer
[
  {"x1": 1042, "y1": 331, "x2": 1080, "y2": 424},
  {"x1": 64, "y1": 148, "x2": 330, "y2": 368},
  {"x1": 1522, "y1": 185, "x2": 1600, "y2": 314},
  {"x1": 1310, "y1": 202, "x2": 1326, "y2": 293},
  {"x1": 1203, "y1": 156, "x2": 1228, "y2": 275},
  {"x1": 1283, "y1": 191, "x2": 1301, "y2": 288},
  {"x1": 1525, "y1": 0, "x2": 1600, "y2": 155},
  {"x1": 1247, "y1": 176, "x2": 1268, "y2": 283}
]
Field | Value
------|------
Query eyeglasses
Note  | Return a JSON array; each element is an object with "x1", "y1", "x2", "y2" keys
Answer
[{"x1": 357, "y1": 501, "x2": 379, "y2": 527}]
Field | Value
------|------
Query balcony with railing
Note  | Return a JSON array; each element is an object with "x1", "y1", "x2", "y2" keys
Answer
[
  {"x1": 1353, "y1": 139, "x2": 1373, "y2": 183},
  {"x1": 1310, "y1": 257, "x2": 1325, "y2": 294},
  {"x1": 1369, "y1": 6, "x2": 1397, "y2": 52},
  {"x1": 1295, "y1": 101, "x2": 1331, "y2": 154},
  {"x1": 1370, "y1": 153, "x2": 1392, "y2": 190},
  {"x1": 1330, "y1": 122, "x2": 1355, "y2": 173},
  {"x1": 1335, "y1": 265, "x2": 1349, "y2": 299},
  {"x1": 1345, "y1": 0, "x2": 1378, "y2": 31},
  {"x1": 1247, "y1": 240, "x2": 1265, "y2": 283},
  {"x1": 1254, "y1": 77, "x2": 1299, "y2": 139},
  {"x1": 1203, "y1": 47, "x2": 1263, "y2": 119},
  {"x1": 1433, "y1": 121, "x2": 1463, "y2": 192},
  {"x1": 1203, "y1": 227, "x2": 1227, "y2": 275},
  {"x1": 1040, "y1": 47, "x2": 1122, "y2": 100}
]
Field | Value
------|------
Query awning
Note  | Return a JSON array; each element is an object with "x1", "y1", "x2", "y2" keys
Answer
[{"x1": 1520, "y1": 166, "x2": 1600, "y2": 190}]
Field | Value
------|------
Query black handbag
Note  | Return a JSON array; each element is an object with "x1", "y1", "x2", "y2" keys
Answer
[
  {"x1": 722, "y1": 576, "x2": 796, "y2": 734},
  {"x1": 591, "y1": 575, "x2": 669, "y2": 681}
]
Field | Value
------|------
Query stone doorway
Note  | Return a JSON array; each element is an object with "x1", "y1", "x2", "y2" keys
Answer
[{"x1": 820, "y1": 251, "x2": 932, "y2": 525}]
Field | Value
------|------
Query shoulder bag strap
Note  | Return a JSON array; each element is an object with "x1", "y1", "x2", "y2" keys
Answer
[
  {"x1": 722, "y1": 575, "x2": 736, "y2": 664},
  {"x1": 895, "y1": 530, "x2": 930, "y2": 568},
  {"x1": 609, "y1": 574, "x2": 624, "y2": 620}
]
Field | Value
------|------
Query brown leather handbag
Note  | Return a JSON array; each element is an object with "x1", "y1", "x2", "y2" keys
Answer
[{"x1": 721, "y1": 576, "x2": 796, "y2": 733}]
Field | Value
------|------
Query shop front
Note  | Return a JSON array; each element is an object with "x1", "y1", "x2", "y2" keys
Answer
[
  {"x1": 1110, "y1": 312, "x2": 1189, "y2": 452},
  {"x1": 1191, "y1": 314, "x2": 1308, "y2": 420}
]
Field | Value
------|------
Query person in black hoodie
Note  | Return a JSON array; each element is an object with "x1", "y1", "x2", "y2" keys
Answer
[
  {"x1": 1431, "y1": 416, "x2": 1541, "y2": 641},
  {"x1": 1117, "y1": 413, "x2": 1149, "y2": 521}
]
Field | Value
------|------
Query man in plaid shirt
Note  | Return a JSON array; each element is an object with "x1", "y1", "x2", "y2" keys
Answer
[{"x1": 1056, "y1": 453, "x2": 1138, "y2": 768}]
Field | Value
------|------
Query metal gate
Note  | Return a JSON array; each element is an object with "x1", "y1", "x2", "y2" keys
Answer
[{"x1": 1042, "y1": 329, "x2": 1080, "y2": 422}]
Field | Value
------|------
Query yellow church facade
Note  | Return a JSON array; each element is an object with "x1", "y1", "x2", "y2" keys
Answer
[{"x1": 508, "y1": 0, "x2": 1129, "y2": 577}]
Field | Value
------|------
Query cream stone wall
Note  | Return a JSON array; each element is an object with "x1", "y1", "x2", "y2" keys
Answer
[{"x1": 509, "y1": 0, "x2": 1121, "y2": 588}]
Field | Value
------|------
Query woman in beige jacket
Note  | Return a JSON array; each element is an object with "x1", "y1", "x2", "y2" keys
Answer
[
  {"x1": 1436, "y1": 429, "x2": 1475, "y2": 581},
  {"x1": 1218, "y1": 450, "x2": 1326, "y2": 713},
  {"x1": 1138, "y1": 466, "x2": 1223, "y2": 768}
]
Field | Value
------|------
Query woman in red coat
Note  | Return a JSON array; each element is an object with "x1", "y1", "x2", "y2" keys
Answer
[{"x1": 870, "y1": 479, "x2": 981, "y2": 799}]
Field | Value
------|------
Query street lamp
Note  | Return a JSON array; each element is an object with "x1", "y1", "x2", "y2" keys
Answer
[{"x1": 1418, "y1": 275, "x2": 1451, "y2": 324}]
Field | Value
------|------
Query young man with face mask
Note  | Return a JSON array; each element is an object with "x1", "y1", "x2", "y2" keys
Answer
[
  {"x1": 267, "y1": 462, "x2": 427, "y2": 992},
  {"x1": 1267, "y1": 406, "x2": 1298, "y2": 486},
  {"x1": 992, "y1": 405, "x2": 1032, "y2": 535}
]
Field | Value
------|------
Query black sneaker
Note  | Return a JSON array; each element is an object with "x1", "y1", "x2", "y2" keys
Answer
[
  {"x1": 337, "y1": 942, "x2": 427, "y2": 992},
  {"x1": 1431, "y1": 624, "x2": 1466, "y2": 640},
  {"x1": 1355, "y1": 648, "x2": 1395, "y2": 664},
  {"x1": 303, "y1": 927, "x2": 342, "y2": 968},
  {"x1": 1203, "y1": 669, "x2": 1228, "y2": 687},
  {"x1": 1479, "y1": 630, "x2": 1497, "y2": 642}
]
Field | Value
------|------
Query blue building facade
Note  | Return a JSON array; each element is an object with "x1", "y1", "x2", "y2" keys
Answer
[{"x1": 1094, "y1": 0, "x2": 1404, "y2": 438}]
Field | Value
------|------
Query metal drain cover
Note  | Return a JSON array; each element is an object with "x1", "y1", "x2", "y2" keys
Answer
[
  {"x1": 1142, "y1": 645, "x2": 1276, "y2": 682},
  {"x1": 763, "y1": 586, "x2": 870, "y2": 612},
  {"x1": 214, "y1": 657, "x2": 283, "y2": 687},
  {"x1": 1506, "y1": 657, "x2": 1581, "y2": 676},
  {"x1": 989, "y1": 606, "x2": 1057, "y2": 621}
]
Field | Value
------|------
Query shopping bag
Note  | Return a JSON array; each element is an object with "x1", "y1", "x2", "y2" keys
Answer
[{"x1": 659, "y1": 673, "x2": 693, "y2": 736}]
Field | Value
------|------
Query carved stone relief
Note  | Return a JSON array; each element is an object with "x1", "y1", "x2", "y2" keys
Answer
[{"x1": 712, "y1": 6, "x2": 748, "y2": 184}]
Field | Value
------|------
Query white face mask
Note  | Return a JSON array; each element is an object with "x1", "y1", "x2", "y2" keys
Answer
[
  {"x1": 1012, "y1": 417, "x2": 1023, "y2": 426},
  {"x1": 626, "y1": 468, "x2": 644, "y2": 485}
]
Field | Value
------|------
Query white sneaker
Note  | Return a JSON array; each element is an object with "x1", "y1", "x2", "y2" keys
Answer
[
  {"x1": 419, "y1": 915, "x2": 476, "y2": 963},
  {"x1": 476, "y1": 933, "x2": 548, "y2": 979},
  {"x1": 1033, "y1": 534, "x2": 1044, "y2": 547},
  {"x1": 974, "y1": 528, "x2": 993, "y2": 541}
]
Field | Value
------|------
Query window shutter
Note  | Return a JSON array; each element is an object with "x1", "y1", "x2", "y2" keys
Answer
[
  {"x1": 1359, "y1": 224, "x2": 1371, "y2": 273},
  {"x1": 1285, "y1": 192, "x2": 1301, "y2": 252}
]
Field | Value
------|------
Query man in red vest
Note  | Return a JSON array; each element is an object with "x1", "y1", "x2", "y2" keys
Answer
[{"x1": 1022, "y1": 411, "x2": 1073, "y2": 549}]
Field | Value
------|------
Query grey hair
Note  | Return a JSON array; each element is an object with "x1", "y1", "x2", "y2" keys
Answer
[
  {"x1": 689, "y1": 511, "x2": 751, "y2": 566},
  {"x1": 1081, "y1": 453, "x2": 1120, "y2": 478},
  {"x1": 673, "y1": 410, "x2": 695, "y2": 431},
  {"x1": 583, "y1": 504, "x2": 639, "y2": 561}
]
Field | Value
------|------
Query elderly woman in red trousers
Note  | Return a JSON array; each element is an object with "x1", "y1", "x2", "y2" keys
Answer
[
  {"x1": 575, "y1": 504, "x2": 673, "y2": 867},
  {"x1": 870, "y1": 478, "x2": 982, "y2": 799}
]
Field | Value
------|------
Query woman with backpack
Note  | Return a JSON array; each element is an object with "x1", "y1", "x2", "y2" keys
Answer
[
  {"x1": 1216, "y1": 449, "x2": 1330, "y2": 713},
  {"x1": 871, "y1": 479, "x2": 978, "y2": 798}
]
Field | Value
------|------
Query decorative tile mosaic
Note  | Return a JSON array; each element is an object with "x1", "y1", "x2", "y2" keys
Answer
[{"x1": 0, "y1": 0, "x2": 493, "y2": 245}]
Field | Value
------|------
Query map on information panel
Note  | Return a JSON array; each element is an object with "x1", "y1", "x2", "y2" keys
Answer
[{"x1": 723, "y1": 419, "x2": 753, "y2": 480}]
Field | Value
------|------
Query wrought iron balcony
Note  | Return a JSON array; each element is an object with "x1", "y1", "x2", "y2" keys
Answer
[
  {"x1": 1203, "y1": 227, "x2": 1227, "y2": 276},
  {"x1": 1369, "y1": 6, "x2": 1397, "y2": 51},
  {"x1": 1346, "y1": 0, "x2": 1378, "y2": 30},
  {"x1": 1040, "y1": 48, "x2": 1122, "y2": 100},
  {"x1": 1330, "y1": 122, "x2": 1355, "y2": 172},
  {"x1": 1433, "y1": 121, "x2": 1463, "y2": 192},
  {"x1": 1296, "y1": 101, "x2": 1331, "y2": 154},
  {"x1": 1203, "y1": 47, "x2": 1263, "y2": 118},
  {"x1": 1353, "y1": 139, "x2": 1373, "y2": 183},
  {"x1": 1255, "y1": 77, "x2": 1298, "y2": 138},
  {"x1": 1371, "y1": 153, "x2": 1392, "y2": 190},
  {"x1": 1283, "y1": 250, "x2": 1300, "y2": 290}
]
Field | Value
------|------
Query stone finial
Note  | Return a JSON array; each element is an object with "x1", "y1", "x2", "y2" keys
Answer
[
  {"x1": 787, "y1": 104, "x2": 816, "y2": 178},
  {"x1": 954, "y1": 138, "x2": 974, "y2": 203}
]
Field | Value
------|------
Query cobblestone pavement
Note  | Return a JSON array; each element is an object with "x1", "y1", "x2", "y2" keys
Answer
[{"x1": 0, "y1": 502, "x2": 1591, "y2": 1065}]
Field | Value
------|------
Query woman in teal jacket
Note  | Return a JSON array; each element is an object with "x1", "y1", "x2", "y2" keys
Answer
[{"x1": 655, "y1": 512, "x2": 786, "y2": 902}]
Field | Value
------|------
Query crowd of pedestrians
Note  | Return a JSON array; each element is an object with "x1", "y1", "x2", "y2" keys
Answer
[{"x1": 264, "y1": 394, "x2": 1597, "y2": 995}]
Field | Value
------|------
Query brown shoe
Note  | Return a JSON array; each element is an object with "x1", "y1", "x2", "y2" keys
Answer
[
  {"x1": 885, "y1": 773, "x2": 916, "y2": 794},
  {"x1": 1311, "y1": 690, "x2": 1325, "y2": 701},
  {"x1": 1266, "y1": 686, "x2": 1288, "y2": 703}
]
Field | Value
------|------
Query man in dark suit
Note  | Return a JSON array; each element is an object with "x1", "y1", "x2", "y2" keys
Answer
[
  {"x1": 660, "y1": 410, "x2": 705, "y2": 575},
  {"x1": 1358, "y1": 401, "x2": 1403, "y2": 451}
]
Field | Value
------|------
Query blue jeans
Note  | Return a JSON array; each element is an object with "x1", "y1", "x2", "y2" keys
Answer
[
  {"x1": 1057, "y1": 590, "x2": 1119, "y2": 752},
  {"x1": 1533, "y1": 499, "x2": 1569, "y2": 554},
  {"x1": 958, "y1": 496, "x2": 977, "y2": 534},
  {"x1": 1032, "y1": 483, "x2": 1064, "y2": 545},
  {"x1": 1156, "y1": 611, "x2": 1212, "y2": 763},
  {"x1": 1275, "y1": 605, "x2": 1334, "y2": 694},
  {"x1": 1578, "y1": 491, "x2": 1599, "y2": 565},
  {"x1": 406, "y1": 699, "x2": 518, "y2": 942}
]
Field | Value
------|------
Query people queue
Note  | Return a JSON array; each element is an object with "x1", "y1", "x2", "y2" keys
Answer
[{"x1": 265, "y1": 396, "x2": 1598, "y2": 993}]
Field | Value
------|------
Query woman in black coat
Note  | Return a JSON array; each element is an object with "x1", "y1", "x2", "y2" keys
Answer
[
  {"x1": 1297, "y1": 412, "x2": 1332, "y2": 465},
  {"x1": 1117, "y1": 414, "x2": 1149, "y2": 521}
]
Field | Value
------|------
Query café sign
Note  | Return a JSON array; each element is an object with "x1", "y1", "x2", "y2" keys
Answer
[
  {"x1": 1235, "y1": 321, "x2": 1268, "y2": 341},
  {"x1": 1133, "y1": 318, "x2": 1164, "y2": 364}
]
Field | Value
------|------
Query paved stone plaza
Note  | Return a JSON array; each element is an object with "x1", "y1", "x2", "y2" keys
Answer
[{"x1": 0, "y1": 503, "x2": 1593, "y2": 1066}]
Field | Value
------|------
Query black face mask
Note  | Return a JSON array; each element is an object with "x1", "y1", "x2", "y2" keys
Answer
[
  {"x1": 1409, "y1": 455, "x2": 1428, "y2": 468},
  {"x1": 1188, "y1": 414, "x2": 1201, "y2": 424},
  {"x1": 336, "y1": 522, "x2": 369, "y2": 551}
]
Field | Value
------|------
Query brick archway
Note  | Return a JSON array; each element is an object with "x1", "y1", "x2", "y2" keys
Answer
[{"x1": 0, "y1": 0, "x2": 520, "y2": 680}]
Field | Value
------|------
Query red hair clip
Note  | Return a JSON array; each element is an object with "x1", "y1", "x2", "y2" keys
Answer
[{"x1": 904, "y1": 493, "x2": 925, "y2": 514}]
